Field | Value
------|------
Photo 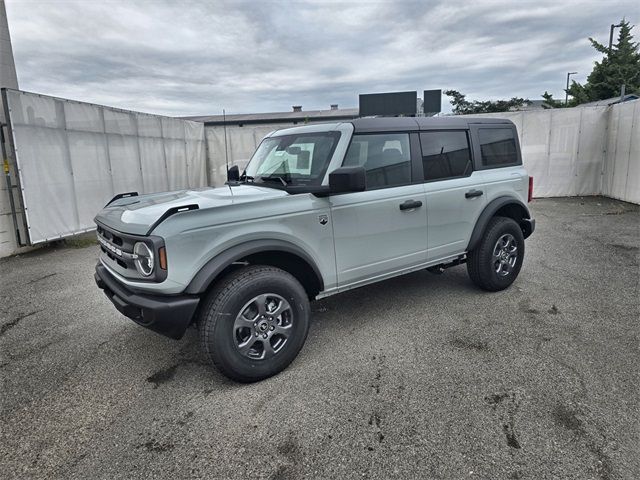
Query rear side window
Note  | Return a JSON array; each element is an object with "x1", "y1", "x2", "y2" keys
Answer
[
  {"x1": 478, "y1": 128, "x2": 518, "y2": 167},
  {"x1": 420, "y1": 131, "x2": 472, "y2": 181},
  {"x1": 343, "y1": 133, "x2": 411, "y2": 188}
]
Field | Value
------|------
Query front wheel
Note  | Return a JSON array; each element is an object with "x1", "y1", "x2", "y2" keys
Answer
[
  {"x1": 467, "y1": 216, "x2": 525, "y2": 291},
  {"x1": 198, "y1": 265, "x2": 310, "y2": 382}
]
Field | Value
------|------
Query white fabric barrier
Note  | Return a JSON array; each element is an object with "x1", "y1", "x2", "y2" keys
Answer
[
  {"x1": 5, "y1": 90, "x2": 207, "y2": 244},
  {"x1": 205, "y1": 124, "x2": 279, "y2": 186},
  {"x1": 472, "y1": 107, "x2": 610, "y2": 198},
  {"x1": 602, "y1": 100, "x2": 640, "y2": 204}
]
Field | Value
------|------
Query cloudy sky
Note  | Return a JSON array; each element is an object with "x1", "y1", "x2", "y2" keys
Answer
[{"x1": 4, "y1": 0, "x2": 638, "y2": 116}]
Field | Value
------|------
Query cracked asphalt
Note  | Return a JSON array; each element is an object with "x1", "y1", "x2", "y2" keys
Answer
[{"x1": 1, "y1": 197, "x2": 638, "y2": 479}]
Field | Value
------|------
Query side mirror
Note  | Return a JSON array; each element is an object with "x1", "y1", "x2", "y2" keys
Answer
[
  {"x1": 329, "y1": 166, "x2": 366, "y2": 193},
  {"x1": 227, "y1": 165, "x2": 240, "y2": 182}
]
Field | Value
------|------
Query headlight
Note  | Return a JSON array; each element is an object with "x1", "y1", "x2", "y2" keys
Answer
[{"x1": 133, "y1": 242, "x2": 154, "y2": 277}]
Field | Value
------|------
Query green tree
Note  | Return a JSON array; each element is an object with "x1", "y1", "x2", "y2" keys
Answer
[
  {"x1": 444, "y1": 90, "x2": 530, "y2": 114},
  {"x1": 544, "y1": 19, "x2": 640, "y2": 107},
  {"x1": 540, "y1": 91, "x2": 564, "y2": 109}
]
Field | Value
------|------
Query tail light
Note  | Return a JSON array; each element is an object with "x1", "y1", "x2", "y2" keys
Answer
[{"x1": 528, "y1": 176, "x2": 534, "y2": 203}]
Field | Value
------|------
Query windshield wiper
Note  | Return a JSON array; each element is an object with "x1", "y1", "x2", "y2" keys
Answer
[
  {"x1": 258, "y1": 176, "x2": 289, "y2": 187},
  {"x1": 240, "y1": 174, "x2": 254, "y2": 183}
]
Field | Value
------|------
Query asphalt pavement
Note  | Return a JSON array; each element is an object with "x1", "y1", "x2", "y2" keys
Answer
[{"x1": 1, "y1": 197, "x2": 638, "y2": 479}]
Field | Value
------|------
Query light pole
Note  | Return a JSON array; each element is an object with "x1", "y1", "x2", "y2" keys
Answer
[
  {"x1": 609, "y1": 23, "x2": 623, "y2": 53},
  {"x1": 566, "y1": 72, "x2": 577, "y2": 105}
]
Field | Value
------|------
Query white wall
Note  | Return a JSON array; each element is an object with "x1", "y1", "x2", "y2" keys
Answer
[
  {"x1": 601, "y1": 100, "x2": 640, "y2": 204},
  {"x1": 2, "y1": 90, "x2": 207, "y2": 249},
  {"x1": 0, "y1": 0, "x2": 21, "y2": 257},
  {"x1": 205, "y1": 123, "x2": 282, "y2": 186},
  {"x1": 472, "y1": 106, "x2": 611, "y2": 198}
]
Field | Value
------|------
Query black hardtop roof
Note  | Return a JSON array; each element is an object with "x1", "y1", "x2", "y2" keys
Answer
[{"x1": 351, "y1": 116, "x2": 513, "y2": 132}]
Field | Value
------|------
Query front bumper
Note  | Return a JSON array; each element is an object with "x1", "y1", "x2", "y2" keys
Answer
[{"x1": 95, "y1": 264, "x2": 199, "y2": 339}]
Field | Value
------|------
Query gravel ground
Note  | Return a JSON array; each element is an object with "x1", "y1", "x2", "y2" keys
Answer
[{"x1": 1, "y1": 197, "x2": 638, "y2": 480}]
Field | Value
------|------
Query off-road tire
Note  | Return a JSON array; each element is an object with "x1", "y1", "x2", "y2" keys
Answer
[
  {"x1": 467, "y1": 216, "x2": 525, "y2": 291},
  {"x1": 198, "y1": 265, "x2": 310, "y2": 382}
]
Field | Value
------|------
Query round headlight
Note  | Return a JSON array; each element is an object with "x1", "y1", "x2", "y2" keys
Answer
[{"x1": 133, "y1": 242, "x2": 154, "y2": 277}]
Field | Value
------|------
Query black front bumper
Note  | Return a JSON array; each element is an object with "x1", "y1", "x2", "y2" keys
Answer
[{"x1": 95, "y1": 264, "x2": 199, "y2": 339}]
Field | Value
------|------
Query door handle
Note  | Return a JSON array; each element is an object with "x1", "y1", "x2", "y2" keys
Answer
[
  {"x1": 465, "y1": 190, "x2": 483, "y2": 199},
  {"x1": 399, "y1": 200, "x2": 423, "y2": 211}
]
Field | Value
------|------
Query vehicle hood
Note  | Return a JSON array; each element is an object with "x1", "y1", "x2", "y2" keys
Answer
[{"x1": 94, "y1": 184, "x2": 289, "y2": 235}]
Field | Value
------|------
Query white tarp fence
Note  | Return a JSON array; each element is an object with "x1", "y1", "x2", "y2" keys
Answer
[
  {"x1": 473, "y1": 107, "x2": 609, "y2": 197},
  {"x1": 4, "y1": 89, "x2": 207, "y2": 244},
  {"x1": 473, "y1": 101, "x2": 639, "y2": 203},
  {"x1": 602, "y1": 100, "x2": 640, "y2": 204},
  {"x1": 205, "y1": 124, "x2": 282, "y2": 186}
]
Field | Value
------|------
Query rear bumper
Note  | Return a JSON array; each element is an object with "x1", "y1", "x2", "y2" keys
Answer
[
  {"x1": 522, "y1": 218, "x2": 536, "y2": 239},
  {"x1": 95, "y1": 264, "x2": 199, "y2": 339}
]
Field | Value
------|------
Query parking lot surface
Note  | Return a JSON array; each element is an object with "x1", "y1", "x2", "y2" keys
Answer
[{"x1": 1, "y1": 197, "x2": 638, "y2": 479}]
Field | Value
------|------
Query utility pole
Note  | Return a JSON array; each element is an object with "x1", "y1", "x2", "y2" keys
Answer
[
  {"x1": 565, "y1": 72, "x2": 577, "y2": 105},
  {"x1": 609, "y1": 23, "x2": 623, "y2": 53}
]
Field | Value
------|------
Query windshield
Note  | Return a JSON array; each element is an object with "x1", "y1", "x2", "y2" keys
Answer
[{"x1": 244, "y1": 131, "x2": 341, "y2": 187}]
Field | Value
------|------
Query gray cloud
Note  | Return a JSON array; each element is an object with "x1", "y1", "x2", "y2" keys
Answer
[{"x1": 6, "y1": 0, "x2": 638, "y2": 116}]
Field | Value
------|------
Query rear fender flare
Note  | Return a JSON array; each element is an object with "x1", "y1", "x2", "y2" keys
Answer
[{"x1": 466, "y1": 196, "x2": 532, "y2": 251}]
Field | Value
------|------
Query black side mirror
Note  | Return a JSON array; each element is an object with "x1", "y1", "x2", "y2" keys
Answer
[
  {"x1": 329, "y1": 166, "x2": 366, "y2": 193},
  {"x1": 227, "y1": 165, "x2": 240, "y2": 182}
]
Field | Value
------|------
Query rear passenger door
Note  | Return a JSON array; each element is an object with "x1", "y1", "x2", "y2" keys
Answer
[
  {"x1": 420, "y1": 130, "x2": 487, "y2": 261},
  {"x1": 330, "y1": 132, "x2": 428, "y2": 287}
]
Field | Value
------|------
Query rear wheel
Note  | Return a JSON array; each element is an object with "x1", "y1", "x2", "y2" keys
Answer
[
  {"x1": 467, "y1": 216, "x2": 524, "y2": 291},
  {"x1": 198, "y1": 265, "x2": 310, "y2": 382}
]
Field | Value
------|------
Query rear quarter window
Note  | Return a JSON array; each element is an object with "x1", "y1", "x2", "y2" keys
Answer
[{"x1": 478, "y1": 128, "x2": 519, "y2": 167}]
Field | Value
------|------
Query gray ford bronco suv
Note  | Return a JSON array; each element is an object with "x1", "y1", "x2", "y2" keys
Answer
[{"x1": 94, "y1": 117, "x2": 535, "y2": 382}]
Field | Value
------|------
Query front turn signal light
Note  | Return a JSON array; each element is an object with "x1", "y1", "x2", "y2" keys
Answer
[{"x1": 158, "y1": 247, "x2": 167, "y2": 270}]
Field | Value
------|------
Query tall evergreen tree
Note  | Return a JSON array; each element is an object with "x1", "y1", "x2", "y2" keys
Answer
[
  {"x1": 544, "y1": 20, "x2": 640, "y2": 106},
  {"x1": 579, "y1": 20, "x2": 640, "y2": 99}
]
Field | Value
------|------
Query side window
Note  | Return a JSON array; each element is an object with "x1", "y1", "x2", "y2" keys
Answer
[
  {"x1": 420, "y1": 131, "x2": 472, "y2": 181},
  {"x1": 343, "y1": 133, "x2": 411, "y2": 188},
  {"x1": 478, "y1": 128, "x2": 518, "y2": 167}
]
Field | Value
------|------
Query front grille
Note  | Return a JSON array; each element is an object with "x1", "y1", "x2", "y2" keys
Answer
[
  {"x1": 97, "y1": 225, "x2": 124, "y2": 246},
  {"x1": 95, "y1": 223, "x2": 166, "y2": 283},
  {"x1": 96, "y1": 225, "x2": 139, "y2": 277},
  {"x1": 100, "y1": 245, "x2": 128, "y2": 269}
]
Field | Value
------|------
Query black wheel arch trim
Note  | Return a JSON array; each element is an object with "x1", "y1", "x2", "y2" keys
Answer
[
  {"x1": 467, "y1": 196, "x2": 534, "y2": 252},
  {"x1": 185, "y1": 239, "x2": 324, "y2": 295}
]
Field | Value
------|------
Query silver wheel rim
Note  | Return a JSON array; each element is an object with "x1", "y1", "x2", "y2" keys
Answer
[
  {"x1": 233, "y1": 293, "x2": 293, "y2": 360},
  {"x1": 493, "y1": 233, "x2": 518, "y2": 277}
]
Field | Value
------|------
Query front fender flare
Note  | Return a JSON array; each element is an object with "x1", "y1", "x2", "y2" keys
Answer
[
  {"x1": 466, "y1": 196, "x2": 532, "y2": 252},
  {"x1": 185, "y1": 239, "x2": 324, "y2": 295}
]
